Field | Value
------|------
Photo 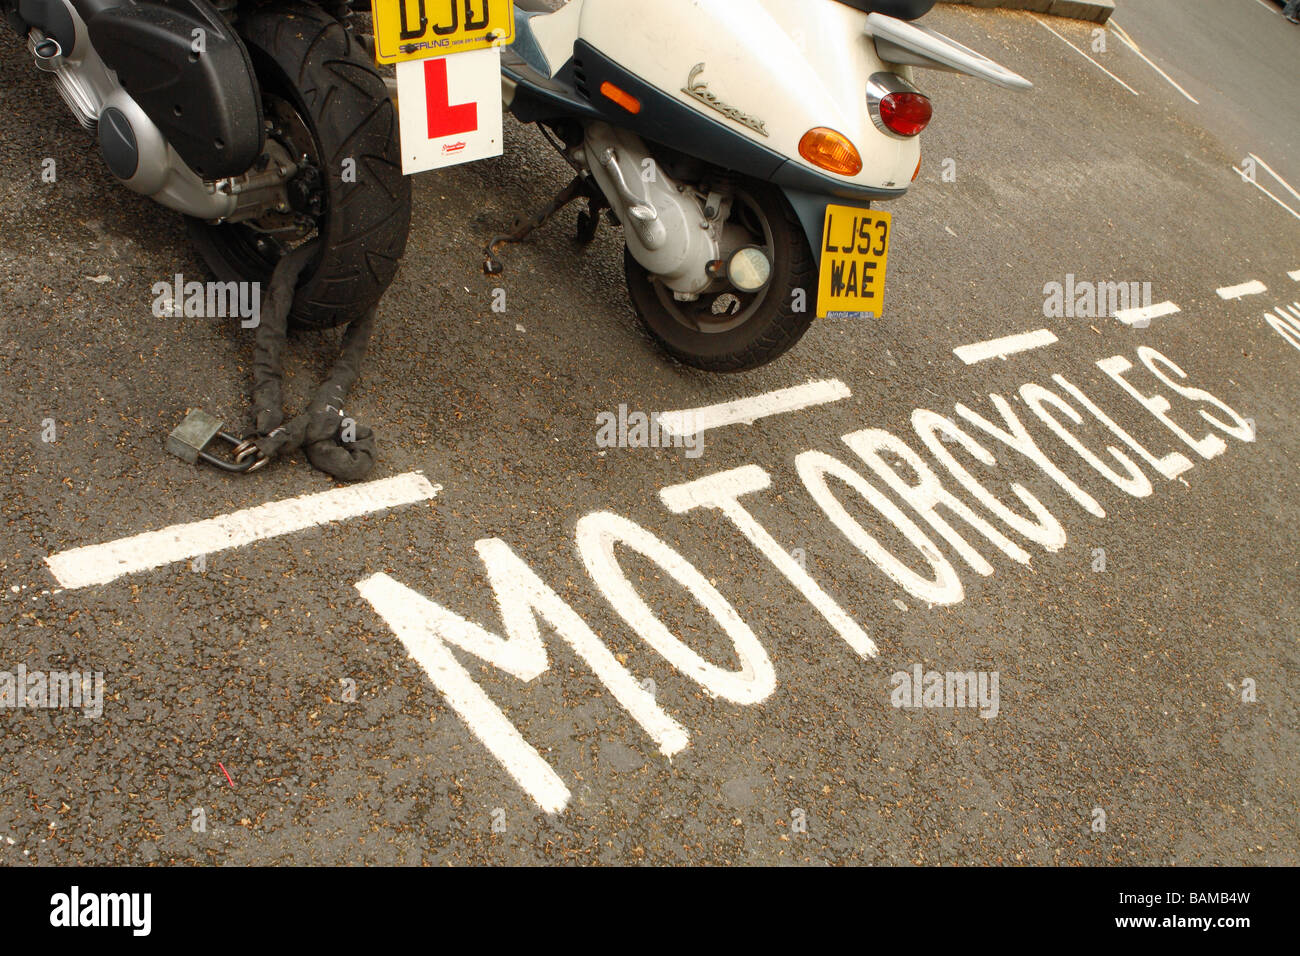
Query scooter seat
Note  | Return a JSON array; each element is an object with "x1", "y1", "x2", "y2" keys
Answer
[{"x1": 834, "y1": 0, "x2": 936, "y2": 20}]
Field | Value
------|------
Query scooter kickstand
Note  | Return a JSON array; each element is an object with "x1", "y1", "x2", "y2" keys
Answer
[{"x1": 483, "y1": 175, "x2": 595, "y2": 275}]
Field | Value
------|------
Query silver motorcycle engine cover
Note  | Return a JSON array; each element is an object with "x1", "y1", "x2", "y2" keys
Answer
[
  {"x1": 28, "y1": 2, "x2": 237, "y2": 221},
  {"x1": 582, "y1": 123, "x2": 719, "y2": 296}
]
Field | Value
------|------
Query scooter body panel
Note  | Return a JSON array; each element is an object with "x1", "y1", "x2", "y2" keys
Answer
[{"x1": 521, "y1": 0, "x2": 920, "y2": 194}]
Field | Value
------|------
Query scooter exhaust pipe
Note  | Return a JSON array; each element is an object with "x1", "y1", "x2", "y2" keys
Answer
[
  {"x1": 29, "y1": 33, "x2": 97, "y2": 130},
  {"x1": 32, "y1": 37, "x2": 62, "y2": 70}
]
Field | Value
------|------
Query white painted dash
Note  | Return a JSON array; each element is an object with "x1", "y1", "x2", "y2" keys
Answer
[
  {"x1": 1217, "y1": 280, "x2": 1267, "y2": 300},
  {"x1": 1248, "y1": 154, "x2": 1300, "y2": 204},
  {"x1": 46, "y1": 472, "x2": 440, "y2": 589},
  {"x1": 953, "y1": 329, "x2": 1058, "y2": 365},
  {"x1": 1035, "y1": 17, "x2": 1139, "y2": 96},
  {"x1": 1114, "y1": 301, "x2": 1180, "y2": 326},
  {"x1": 1288, "y1": 270, "x2": 1300, "y2": 282},
  {"x1": 656, "y1": 379, "x2": 850, "y2": 438},
  {"x1": 1231, "y1": 166, "x2": 1300, "y2": 221},
  {"x1": 1109, "y1": 20, "x2": 1198, "y2": 104}
]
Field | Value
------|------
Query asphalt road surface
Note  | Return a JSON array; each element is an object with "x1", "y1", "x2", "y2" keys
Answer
[{"x1": 0, "y1": 0, "x2": 1296, "y2": 865}]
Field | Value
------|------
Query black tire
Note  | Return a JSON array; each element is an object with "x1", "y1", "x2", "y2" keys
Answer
[
  {"x1": 187, "y1": 3, "x2": 410, "y2": 330},
  {"x1": 624, "y1": 180, "x2": 817, "y2": 373}
]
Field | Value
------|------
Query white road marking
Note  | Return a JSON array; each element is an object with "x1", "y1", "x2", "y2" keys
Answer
[
  {"x1": 1266, "y1": 307, "x2": 1300, "y2": 350},
  {"x1": 1216, "y1": 279, "x2": 1268, "y2": 300},
  {"x1": 1248, "y1": 154, "x2": 1300, "y2": 204},
  {"x1": 356, "y1": 569, "x2": 573, "y2": 815},
  {"x1": 1035, "y1": 17, "x2": 1140, "y2": 96},
  {"x1": 576, "y1": 512, "x2": 777, "y2": 704},
  {"x1": 46, "y1": 472, "x2": 440, "y2": 589},
  {"x1": 655, "y1": 379, "x2": 850, "y2": 438},
  {"x1": 1114, "y1": 301, "x2": 1180, "y2": 325},
  {"x1": 1289, "y1": 270, "x2": 1300, "y2": 281},
  {"x1": 660, "y1": 467, "x2": 877, "y2": 657},
  {"x1": 796, "y1": 450, "x2": 965, "y2": 606},
  {"x1": 1232, "y1": 166, "x2": 1300, "y2": 221},
  {"x1": 953, "y1": 329, "x2": 1058, "y2": 364},
  {"x1": 354, "y1": 346, "x2": 1259, "y2": 810},
  {"x1": 900, "y1": 416, "x2": 1061, "y2": 556},
  {"x1": 1109, "y1": 20, "x2": 1199, "y2": 104}
]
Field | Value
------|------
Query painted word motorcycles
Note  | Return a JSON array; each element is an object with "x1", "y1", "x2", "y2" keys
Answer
[{"x1": 358, "y1": 344, "x2": 1257, "y2": 812}]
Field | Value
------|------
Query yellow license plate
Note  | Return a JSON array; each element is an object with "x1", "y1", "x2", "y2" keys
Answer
[
  {"x1": 816, "y1": 204, "x2": 890, "y2": 319},
  {"x1": 371, "y1": 0, "x2": 515, "y2": 65}
]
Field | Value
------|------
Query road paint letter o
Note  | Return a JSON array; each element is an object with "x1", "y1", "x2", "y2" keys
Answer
[
  {"x1": 576, "y1": 512, "x2": 776, "y2": 705},
  {"x1": 843, "y1": 426, "x2": 1031, "y2": 571},
  {"x1": 795, "y1": 449, "x2": 963, "y2": 606}
]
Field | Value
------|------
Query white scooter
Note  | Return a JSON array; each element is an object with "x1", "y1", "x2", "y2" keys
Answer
[{"x1": 491, "y1": 0, "x2": 1030, "y2": 371}]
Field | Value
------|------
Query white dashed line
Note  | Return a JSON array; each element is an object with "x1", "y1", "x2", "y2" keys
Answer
[
  {"x1": 1232, "y1": 166, "x2": 1300, "y2": 221},
  {"x1": 45, "y1": 472, "x2": 441, "y2": 589},
  {"x1": 655, "y1": 379, "x2": 851, "y2": 438},
  {"x1": 1248, "y1": 154, "x2": 1300, "y2": 204},
  {"x1": 953, "y1": 329, "x2": 1058, "y2": 365},
  {"x1": 1114, "y1": 301, "x2": 1180, "y2": 326},
  {"x1": 1288, "y1": 270, "x2": 1300, "y2": 282},
  {"x1": 1109, "y1": 21, "x2": 1199, "y2": 104},
  {"x1": 1216, "y1": 280, "x2": 1268, "y2": 300},
  {"x1": 1035, "y1": 17, "x2": 1140, "y2": 96}
]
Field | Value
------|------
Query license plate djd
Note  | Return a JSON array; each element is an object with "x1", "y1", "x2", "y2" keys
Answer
[{"x1": 372, "y1": 0, "x2": 515, "y2": 65}]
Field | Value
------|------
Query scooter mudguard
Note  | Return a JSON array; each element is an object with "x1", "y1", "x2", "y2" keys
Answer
[{"x1": 783, "y1": 189, "x2": 874, "y2": 270}]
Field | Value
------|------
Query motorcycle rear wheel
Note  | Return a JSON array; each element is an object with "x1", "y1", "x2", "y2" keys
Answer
[
  {"x1": 624, "y1": 180, "x2": 817, "y2": 372},
  {"x1": 186, "y1": 3, "x2": 410, "y2": 330}
]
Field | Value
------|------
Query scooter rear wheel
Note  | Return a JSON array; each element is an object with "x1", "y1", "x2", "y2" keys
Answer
[
  {"x1": 186, "y1": 3, "x2": 410, "y2": 330},
  {"x1": 624, "y1": 180, "x2": 816, "y2": 372}
]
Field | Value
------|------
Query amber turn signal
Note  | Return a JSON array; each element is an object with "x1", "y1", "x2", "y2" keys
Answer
[
  {"x1": 600, "y1": 81, "x2": 641, "y2": 114},
  {"x1": 798, "y1": 128, "x2": 863, "y2": 177}
]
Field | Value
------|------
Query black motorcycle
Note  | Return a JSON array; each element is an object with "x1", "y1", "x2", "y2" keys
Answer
[{"x1": 2, "y1": 0, "x2": 410, "y2": 327}]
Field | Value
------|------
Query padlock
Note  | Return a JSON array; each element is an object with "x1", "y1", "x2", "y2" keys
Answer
[{"x1": 166, "y1": 409, "x2": 267, "y2": 473}]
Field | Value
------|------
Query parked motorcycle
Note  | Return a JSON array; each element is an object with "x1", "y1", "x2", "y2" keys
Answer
[
  {"x1": 496, "y1": 0, "x2": 1031, "y2": 371},
  {"x1": 3, "y1": 0, "x2": 410, "y2": 327}
]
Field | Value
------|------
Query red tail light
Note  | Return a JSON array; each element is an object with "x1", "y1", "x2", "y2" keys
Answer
[{"x1": 878, "y1": 92, "x2": 932, "y2": 137}]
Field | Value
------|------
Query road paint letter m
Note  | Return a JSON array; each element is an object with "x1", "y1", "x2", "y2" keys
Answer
[{"x1": 355, "y1": 539, "x2": 690, "y2": 812}]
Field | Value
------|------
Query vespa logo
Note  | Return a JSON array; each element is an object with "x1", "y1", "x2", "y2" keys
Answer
[{"x1": 682, "y1": 63, "x2": 769, "y2": 137}]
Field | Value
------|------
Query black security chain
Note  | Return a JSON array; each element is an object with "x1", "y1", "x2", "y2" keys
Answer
[{"x1": 242, "y1": 238, "x2": 380, "y2": 481}]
